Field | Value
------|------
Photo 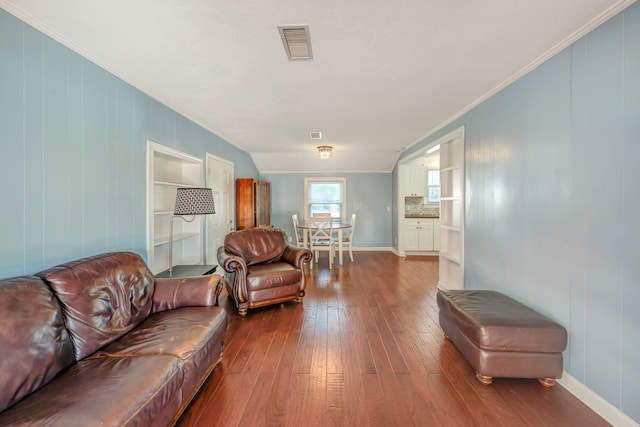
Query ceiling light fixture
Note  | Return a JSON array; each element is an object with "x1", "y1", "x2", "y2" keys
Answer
[
  {"x1": 427, "y1": 144, "x2": 441, "y2": 154},
  {"x1": 317, "y1": 145, "x2": 333, "y2": 160}
]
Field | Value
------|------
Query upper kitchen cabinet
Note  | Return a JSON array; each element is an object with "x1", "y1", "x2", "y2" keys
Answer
[
  {"x1": 402, "y1": 166, "x2": 427, "y2": 196},
  {"x1": 236, "y1": 178, "x2": 270, "y2": 229}
]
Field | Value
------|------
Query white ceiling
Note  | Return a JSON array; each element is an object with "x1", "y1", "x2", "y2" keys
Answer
[{"x1": 1, "y1": 0, "x2": 633, "y2": 173}]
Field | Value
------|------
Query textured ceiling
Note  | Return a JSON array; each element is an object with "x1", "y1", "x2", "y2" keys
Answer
[{"x1": 0, "y1": 0, "x2": 633, "y2": 172}]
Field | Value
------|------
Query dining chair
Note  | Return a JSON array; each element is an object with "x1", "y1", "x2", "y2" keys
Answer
[
  {"x1": 291, "y1": 214, "x2": 306, "y2": 248},
  {"x1": 333, "y1": 213, "x2": 356, "y2": 262},
  {"x1": 309, "y1": 218, "x2": 334, "y2": 269},
  {"x1": 311, "y1": 212, "x2": 332, "y2": 219}
]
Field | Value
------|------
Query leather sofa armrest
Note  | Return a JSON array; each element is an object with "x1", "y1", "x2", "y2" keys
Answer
[
  {"x1": 152, "y1": 274, "x2": 223, "y2": 313},
  {"x1": 282, "y1": 245, "x2": 313, "y2": 269}
]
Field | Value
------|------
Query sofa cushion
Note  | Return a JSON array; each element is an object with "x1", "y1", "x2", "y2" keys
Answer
[
  {"x1": 0, "y1": 276, "x2": 75, "y2": 413},
  {"x1": 0, "y1": 354, "x2": 183, "y2": 427},
  {"x1": 224, "y1": 228, "x2": 287, "y2": 265},
  {"x1": 37, "y1": 252, "x2": 155, "y2": 360},
  {"x1": 96, "y1": 306, "x2": 227, "y2": 402}
]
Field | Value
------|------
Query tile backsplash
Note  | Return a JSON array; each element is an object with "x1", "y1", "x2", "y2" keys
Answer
[{"x1": 404, "y1": 196, "x2": 440, "y2": 217}]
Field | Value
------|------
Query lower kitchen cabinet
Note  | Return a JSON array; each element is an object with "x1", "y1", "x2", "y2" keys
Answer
[{"x1": 403, "y1": 218, "x2": 437, "y2": 252}]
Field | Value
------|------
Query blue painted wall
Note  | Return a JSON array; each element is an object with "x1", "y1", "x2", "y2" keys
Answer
[
  {"x1": 262, "y1": 172, "x2": 392, "y2": 248},
  {"x1": 401, "y1": 4, "x2": 640, "y2": 422},
  {"x1": 0, "y1": 9, "x2": 258, "y2": 278}
]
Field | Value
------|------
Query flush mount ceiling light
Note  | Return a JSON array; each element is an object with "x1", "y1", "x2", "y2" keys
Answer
[
  {"x1": 278, "y1": 25, "x2": 313, "y2": 60},
  {"x1": 427, "y1": 144, "x2": 441, "y2": 154},
  {"x1": 317, "y1": 145, "x2": 333, "y2": 160}
]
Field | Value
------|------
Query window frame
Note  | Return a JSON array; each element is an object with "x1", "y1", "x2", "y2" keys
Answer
[
  {"x1": 427, "y1": 169, "x2": 440, "y2": 203},
  {"x1": 304, "y1": 177, "x2": 347, "y2": 220}
]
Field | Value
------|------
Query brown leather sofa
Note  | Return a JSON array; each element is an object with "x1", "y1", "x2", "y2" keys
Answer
[
  {"x1": 217, "y1": 227, "x2": 313, "y2": 315},
  {"x1": 0, "y1": 252, "x2": 227, "y2": 426}
]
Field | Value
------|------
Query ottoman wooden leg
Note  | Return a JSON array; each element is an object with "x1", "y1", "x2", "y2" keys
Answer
[
  {"x1": 476, "y1": 372, "x2": 493, "y2": 386},
  {"x1": 538, "y1": 377, "x2": 556, "y2": 387}
]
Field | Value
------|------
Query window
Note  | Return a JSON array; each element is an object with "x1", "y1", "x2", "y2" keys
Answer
[
  {"x1": 304, "y1": 177, "x2": 346, "y2": 219},
  {"x1": 427, "y1": 170, "x2": 440, "y2": 203}
]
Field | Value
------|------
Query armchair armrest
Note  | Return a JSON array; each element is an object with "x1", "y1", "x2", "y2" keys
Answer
[
  {"x1": 217, "y1": 246, "x2": 249, "y2": 304},
  {"x1": 152, "y1": 274, "x2": 223, "y2": 313},
  {"x1": 282, "y1": 245, "x2": 313, "y2": 269}
]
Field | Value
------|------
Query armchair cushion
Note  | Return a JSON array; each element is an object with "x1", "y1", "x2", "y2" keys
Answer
[{"x1": 247, "y1": 263, "x2": 302, "y2": 291}]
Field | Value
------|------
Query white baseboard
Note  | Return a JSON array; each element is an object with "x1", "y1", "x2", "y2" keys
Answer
[
  {"x1": 351, "y1": 246, "x2": 394, "y2": 252},
  {"x1": 558, "y1": 372, "x2": 639, "y2": 426}
]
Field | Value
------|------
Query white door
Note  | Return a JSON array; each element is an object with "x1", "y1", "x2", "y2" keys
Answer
[{"x1": 205, "y1": 154, "x2": 234, "y2": 266}]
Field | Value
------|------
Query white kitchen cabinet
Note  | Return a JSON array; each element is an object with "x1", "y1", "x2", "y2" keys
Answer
[
  {"x1": 404, "y1": 219, "x2": 435, "y2": 251},
  {"x1": 401, "y1": 166, "x2": 427, "y2": 196},
  {"x1": 403, "y1": 224, "x2": 420, "y2": 251},
  {"x1": 409, "y1": 167, "x2": 427, "y2": 196}
]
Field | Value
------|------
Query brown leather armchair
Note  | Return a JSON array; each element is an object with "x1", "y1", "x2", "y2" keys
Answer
[{"x1": 217, "y1": 227, "x2": 313, "y2": 316}]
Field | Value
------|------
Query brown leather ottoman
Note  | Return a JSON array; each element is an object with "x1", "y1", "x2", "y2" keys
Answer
[{"x1": 436, "y1": 289, "x2": 567, "y2": 387}]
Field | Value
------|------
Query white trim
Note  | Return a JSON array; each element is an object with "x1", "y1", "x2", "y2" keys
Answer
[
  {"x1": 350, "y1": 247, "x2": 393, "y2": 252},
  {"x1": 558, "y1": 372, "x2": 639, "y2": 427},
  {"x1": 403, "y1": 0, "x2": 637, "y2": 152},
  {"x1": 258, "y1": 169, "x2": 393, "y2": 174}
]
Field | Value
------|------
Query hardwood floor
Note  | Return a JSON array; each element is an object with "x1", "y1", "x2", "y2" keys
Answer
[{"x1": 176, "y1": 252, "x2": 609, "y2": 427}]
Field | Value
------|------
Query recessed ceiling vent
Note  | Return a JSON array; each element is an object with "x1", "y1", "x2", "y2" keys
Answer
[
  {"x1": 309, "y1": 131, "x2": 322, "y2": 139},
  {"x1": 278, "y1": 25, "x2": 313, "y2": 60}
]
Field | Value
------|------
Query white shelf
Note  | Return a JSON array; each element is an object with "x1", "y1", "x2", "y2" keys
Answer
[
  {"x1": 147, "y1": 141, "x2": 205, "y2": 274},
  {"x1": 437, "y1": 127, "x2": 465, "y2": 290},
  {"x1": 154, "y1": 180, "x2": 201, "y2": 188},
  {"x1": 154, "y1": 232, "x2": 200, "y2": 246},
  {"x1": 440, "y1": 166, "x2": 460, "y2": 172},
  {"x1": 440, "y1": 251, "x2": 461, "y2": 264}
]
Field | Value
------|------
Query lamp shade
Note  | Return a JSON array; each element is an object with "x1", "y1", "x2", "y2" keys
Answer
[{"x1": 174, "y1": 188, "x2": 215, "y2": 215}]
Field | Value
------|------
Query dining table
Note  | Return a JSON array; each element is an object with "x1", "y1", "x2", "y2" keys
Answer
[{"x1": 297, "y1": 219, "x2": 353, "y2": 266}]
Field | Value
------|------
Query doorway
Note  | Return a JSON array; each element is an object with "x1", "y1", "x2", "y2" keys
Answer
[
  {"x1": 397, "y1": 126, "x2": 465, "y2": 289},
  {"x1": 205, "y1": 154, "x2": 234, "y2": 266}
]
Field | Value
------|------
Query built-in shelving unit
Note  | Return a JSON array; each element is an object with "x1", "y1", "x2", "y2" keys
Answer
[
  {"x1": 438, "y1": 127, "x2": 465, "y2": 289},
  {"x1": 147, "y1": 141, "x2": 205, "y2": 274}
]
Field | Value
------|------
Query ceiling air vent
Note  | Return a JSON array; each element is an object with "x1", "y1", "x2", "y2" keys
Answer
[
  {"x1": 278, "y1": 25, "x2": 313, "y2": 60},
  {"x1": 309, "y1": 131, "x2": 322, "y2": 139}
]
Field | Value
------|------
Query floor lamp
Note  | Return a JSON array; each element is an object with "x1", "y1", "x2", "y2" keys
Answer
[{"x1": 169, "y1": 187, "x2": 215, "y2": 275}]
